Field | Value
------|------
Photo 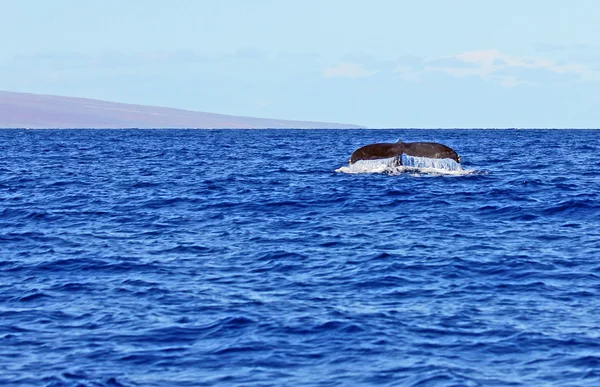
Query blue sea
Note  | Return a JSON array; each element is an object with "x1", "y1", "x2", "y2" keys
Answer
[{"x1": 1, "y1": 129, "x2": 600, "y2": 387}]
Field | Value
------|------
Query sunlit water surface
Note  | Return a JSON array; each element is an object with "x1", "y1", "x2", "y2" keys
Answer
[{"x1": 1, "y1": 129, "x2": 600, "y2": 386}]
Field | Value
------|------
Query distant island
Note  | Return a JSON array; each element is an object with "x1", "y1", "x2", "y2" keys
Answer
[{"x1": 0, "y1": 91, "x2": 362, "y2": 129}]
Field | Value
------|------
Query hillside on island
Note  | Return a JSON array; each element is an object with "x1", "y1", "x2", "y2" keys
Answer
[{"x1": 0, "y1": 91, "x2": 362, "y2": 129}]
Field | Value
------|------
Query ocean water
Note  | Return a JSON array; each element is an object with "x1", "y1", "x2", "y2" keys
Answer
[{"x1": 1, "y1": 129, "x2": 600, "y2": 387}]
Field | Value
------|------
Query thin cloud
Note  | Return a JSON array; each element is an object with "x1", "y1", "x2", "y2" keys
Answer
[
  {"x1": 228, "y1": 47, "x2": 265, "y2": 60},
  {"x1": 394, "y1": 66, "x2": 420, "y2": 81},
  {"x1": 426, "y1": 49, "x2": 597, "y2": 86},
  {"x1": 323, "y1": 63, "x2": 375, "y2": 79},
  {"x1": 9, "y1": 50, "x2": 214, "y2": 70}
]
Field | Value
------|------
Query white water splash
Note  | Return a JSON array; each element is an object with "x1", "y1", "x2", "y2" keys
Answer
[{"x1": 336, "y1": 154, "x2": 476, "y2": 176}]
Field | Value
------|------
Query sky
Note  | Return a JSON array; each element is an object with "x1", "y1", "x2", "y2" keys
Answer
[{"x1": 1, "y1": 0, "x2": 600, "y2": 128}]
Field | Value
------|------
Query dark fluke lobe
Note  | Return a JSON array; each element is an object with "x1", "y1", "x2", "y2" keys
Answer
[{"x1": 349, "y1": 140, "x2": 461, "y2": 164}]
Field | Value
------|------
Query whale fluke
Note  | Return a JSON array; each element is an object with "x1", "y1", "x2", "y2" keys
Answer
[{"x1": 349, "y1": 141, "x2": 460, "y2": 165}]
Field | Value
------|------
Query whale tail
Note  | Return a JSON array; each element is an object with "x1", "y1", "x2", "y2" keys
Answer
[
  {"x1": 349, "y1": 141, "x2": 460, "y2": 165},
  {"x1": 349, "y1": 143, "x2": 405, "y2": 164}
]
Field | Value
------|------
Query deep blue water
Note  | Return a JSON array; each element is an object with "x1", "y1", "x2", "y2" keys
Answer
[{"x1": 1, "y1": 129, "x2": 600, "y2": 387}]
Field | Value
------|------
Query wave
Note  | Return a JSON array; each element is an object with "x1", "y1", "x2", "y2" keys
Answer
[
  {"x1": 3, "y1": 129, "x2": 599, "y2": 387},
  {"x1": 335, "y1": 154, "x2": 476, "y2": 176}
]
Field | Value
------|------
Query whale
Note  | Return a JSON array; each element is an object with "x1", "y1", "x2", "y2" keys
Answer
[{"x1": 349, "y1": 140, "x2": 460, "y2": 165}]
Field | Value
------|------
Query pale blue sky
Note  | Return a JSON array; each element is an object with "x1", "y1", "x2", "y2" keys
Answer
[{"x1": 2, "y1": 0, "x2": 600, "y2": 127}]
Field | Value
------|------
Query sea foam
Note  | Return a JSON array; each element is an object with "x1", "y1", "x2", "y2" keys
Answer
[{"x1": 336, "y1": 154, "x2": 474, "y2": 176}]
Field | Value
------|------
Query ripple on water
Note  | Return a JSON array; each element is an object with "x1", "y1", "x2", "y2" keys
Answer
[{"x1": 0, "y1": 129, "x2": 599, "y2": 386}]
